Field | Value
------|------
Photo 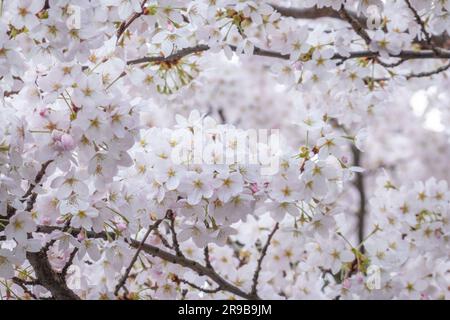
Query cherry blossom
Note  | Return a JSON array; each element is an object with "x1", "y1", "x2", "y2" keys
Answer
[{"x1": 0, "y1": 0, "x2": 450, "y2": 301}]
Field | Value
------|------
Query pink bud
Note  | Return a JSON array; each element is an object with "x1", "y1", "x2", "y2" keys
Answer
[
  {"x1": 60, "y1": 133, "x2": 76, "y2": 151},
  {"x1": 341, "y1": 156, "x2": 348, "y2": 164},
  {"x1": 342, "y1": 278, "x2": 351, "y2": 290},
  {"x1": 293, "y1": 61, "x2": 303, "y2": 70},
  {"x1": 77, "y1": 232, "x2": 86, "y2": 241},
  {"x1": 356, "y1": 273, "x2": 364, "y2": 284},
  {"x1": 250, "y1": 183, "x2": 260, "y2": 193},
  {"x1": 117, "y1": 222, "x2": 127, "y2": 232},
  {"x1": 39, "y1": 107, "x2": 49, "y2": 117},
  {"x1": 56, "y1": 216, "x2": 65, "y2": 225},
  {"x1": 41, "y1": 216, "x2": 52, "y2": 225}
]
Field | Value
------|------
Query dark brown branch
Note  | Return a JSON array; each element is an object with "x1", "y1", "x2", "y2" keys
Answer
[
  {"x1": 272, "y1": 3, "x2": 450, "y2": 50},
  {"x1": 126, "y1": 45, "x2": 210, "y2": 65},
  {"x1": 126, "y1": 44, "x2": 450, "y2": 68},
  {"x1": 204, "y1": 246, "x2": 213, "y2": 269},
  {"x1": 338, "y1": 6, "x2": 371, "y2": 45},
  {"x1": 60, "y1": 247, "x2": 79, "y2": 278},
  {"x1": 37, "y1": 225, "x2": 112, "y2": 240},
  {"x1": 116, "y1": 0, "x2": 148, "y2": 43},
  {"x1": 167, "y1": 211, "x2": 184, "y2": 257},
  {"x1": 26, "y1": 250, "x2": 80, "y2": 300},
  {"x1": 137, "y1": 240, "x2": 258, "y2": 299},
  {"x1": 36, "y1": 225, "x2": 258, "y2": 300},
  {"x1": 372, "y1": 61, "x2": 450, "y2": 82},
  {"x1": 176, "y1": 277, "x2": 221, "y2": 294},
  {"x1": 250, "y1": 223, "x2": 279, "y2": 296},
  {"x1": 404, "y1": 0, "x2": 437, "y2": 54},
  {"x1": 22, "y1": 160, "x2": 53, "y2": 199},
  {"x1": 406, "y1": 61, "x2": 450, "y2": 79},
  {"x1": 154, "y1": 230, "x2": 173, "y2": 249},
  {"x1": 11, "y1": 277, "x2": 38, "y2": 299},
  {"x1": 114, "y1": 219, "x2": 163, "y2": 296},
  {"x1": 270, "y1": 4, "x2": 364, "y2": 25},
  {"x1": 19, "y1": 161, "x2": 80, "y2": 300}
]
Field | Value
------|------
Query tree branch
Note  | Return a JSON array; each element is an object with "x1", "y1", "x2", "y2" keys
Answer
[
  {"x1": 406, "y1": 61, "x2": 450, "y2": 79},
  {"x1": 36, "y1": 225, "x2": 259, "y2": 300},
  {"x1": 11, "y1": 277, "x2": 38, "y2": 299},
  {"x1": 22, "y1": 160, "x2": 53, "y2": 200},
  {"x1": 114, "y1": 219, "x2": 163, "y2": 296},
  {"x1": 270, "y1": 4, "x2": 364, "y2": 25},
  {"x1": 176, "y1": 277, "x2": 221, "y2": 294},
  {"x1": 404, "y1": 0, "x2": 437, "y2": 54},
  {"x1": 250, "y1": 223, "x2": 279, "y2": 296},
  {"x1": 338, "y1": 6, "x2": 371, "y2": 45},
  {"x1": 60, "y1": 247, "x2": 79, "y2": 278},
  {"x1": 167, "y1": 211, "x2": 184, "y2": 258},
  {"x1": 271, "y1": 3, "x2": 450, "y2": 50},
  {"x1": 26, "y1": 250, "x2": 80, "y2": 300},
  {"x1": 137, "y1": 239, "x2": 259, "y2": 299},
  {"x1": 126, "y1": 44, "x2": 450, "y2": 68},
  {"x1": 16, "y1": 160, "x2": 81, "y2": 300},
  {"x1": 116, "y1": 0, "x2": 148, "y2": 44}
]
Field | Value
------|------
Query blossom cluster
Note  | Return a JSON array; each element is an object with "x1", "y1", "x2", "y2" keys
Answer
[{"x1": 1, "y1": 0, "x2": 450, "y2": 300}]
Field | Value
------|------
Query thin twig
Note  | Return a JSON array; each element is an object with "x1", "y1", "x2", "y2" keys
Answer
[
  {"x1": 404, "y1": 0, "x2": 438, "y2": 54},
  {"x1": 22, "y1": 160, "x2": 53, "y2": 199},
  {"x1": 154, "y1": 230, "x2": 173, "y2": 249},
  {"x1": 177, "y1": 277, "x2": 221, "y2": 294},
  {"x1": 204, "y1": 246, "x2": 212, "y2": 269},
  {"x1": 372, "y1": 61, "x2": 450, "y2": 82},
  {"x1": 37, "y1": 224, "x2": 258, "y2": 300},
  {"x1": 60, "y1": 247, "x2": 79, "y2": 278},
  {"x1": 168, "y1": 211, "x2": 184, "y2": 257},
  {"x1": 114, "y1": 219, "x2": 163, "y2": 296},
  {"x1": 338, "y1": 6, "x2": 371, "y2": 45},
  {"x1": 11, "y1": 277, "x2": 37, "y2": 299},
  {"x1": 116, "y1": 0, "x2": 148, "y2": 44},
  {"x1": 406, "y1": 61, "x2": 450, "y2": 79},
  {"x1": 18, "y1": 161, "x2": 80, "y2": 300},
  {"x1": 250, "y1": 223, "x2": 279, "y2": 297}
]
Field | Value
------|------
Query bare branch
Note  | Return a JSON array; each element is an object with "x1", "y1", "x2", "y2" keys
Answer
[
  {"x1": 406, "y1": 61, "x2": 450, "y2": 79},
  {"x1": 270, "y1": 3, "x2": 364, "y2": 25},
  {"x1": 22, "y1": 160, "x2": 53, "y2": 200},
  {"x1": 338, "y1": 6, "x2": 371, "y2": 45},
  {"x1": 36, "y1": 225, "x2": 259, "y2": 300},
  {"x1": 18, "y1": 161, "x2": 80, "y2": 300},
  {"x1": 126, "y1": 45, "x2": 210, "y2": 65},
  {"x1": 154, "y1": 230, "x2": 173, "y2": 249},
  {"x1": 271, "y1": 3, "x2": 450, "y2": 50},
  {"x1": 404, "y1": 0, "x2": 437, "y2": 54},
  {"x1": 167, "y1": 211, "x2": 184, "y2": 257},
  {"x1": 11, "y1": 277, "x2": 38, "y2": 300},
  {"x1": 114, "y1": 219, "x2": 163, "y2": 296},
  {"x1": 372, "y1": 61, "x2": 450, "y2": 82},
  {"x1": 126, "y1": 44, "x2": 450, "y2": 68},
  {"x1": 204, "y1": 246, "x2": 213, "y2": 269},
  {"x1": 176, "y1": 277, "x2": 221, "y2": 294},
  {"x1": 137, "y1": 239, "x2": 259, "y2": 299},
  {"x1": 60, "y1": 247, "x2": 79, "y2": 278},
  {"x1": 250, "y1": 223, "x2": 279, "y2": 296},
  {"x1": 116, "y1": 0, "x2": 148, "y2": 44},
  {"x1": 26, "y1": 250, "x2": 80, "y2": 300}
]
